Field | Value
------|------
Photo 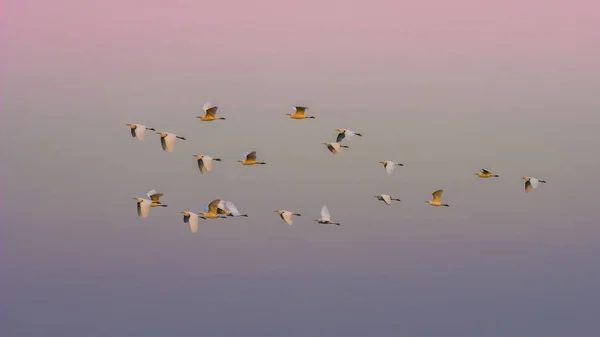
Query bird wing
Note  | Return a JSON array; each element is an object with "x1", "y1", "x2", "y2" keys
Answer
[
  {"x1": 130, "y1": 126, "x2": 138, "y2": 139},
  {"x1": 432, "y1": 190, "x2": 443, "y2": 202},
  {"x1": 183, "y1": 213, "x2": 190, "y2": 223},
  {"x1": 525, "y1": 180, "x2": 532, "y2": 193},
  {"x1": 245, "y1": 151, "x2": 257, "y2": 161},
  {"x1": 207, "y1": 199, "x2": 221, "y2": 214},
  {"x1": 188, "y1": 213, "x2": 199, "y2": 233},
  {"x1": 205, "y1": 106, "x2": 219, "y2": 117},
  {"x1": 385, "y1": 162, "x2": 394, "y2": 175},
  {"x1": 148, "y1": 193, "x2": 163, "y2": 202},
  {"x1": 163, "y1": 133, "x2": 175, "y2": 152},
  {"x1": 281, "y1": 212, "x2": 293, "y2": 225},
  {"x1": 294, "y1": 106, "x2": 307, "y2": 116},
  {"x1": 481, "y1": 169, "x2": 491, "y2": 174},
  {"x1": 530, "y1": 177, "x2": 539, "y2": 189},
  {"x1": 224, "y1": 201, "x2": 241, "y2": 216},
  {"x1": 382, "y1": 195, "x2": 391, "y2": 205},
  {"x1": 328, "y1": 143, "x2": 340, "y2": 154},
  {"x1": 199, "y1": 157, "x2": 212, "y2": 174},
  {"x1": 138, "y1": 200, "x2": 151, "y2": 217},
  {"x1": 344, "y1": 130, "x2": 356, "y2": 140},
  {"x1": 202, "y1": 102, "x2": 214, "y2": 112},
  {"x1": 134, "y1": 125, "x2": 146, "y2": 140},
  {"x1": 146, "y1": 190, "x2": 158, "y2": 198},
  {"x1": 320, "y1": 205, "x2": 331, "y2": 221},
  {"x1": 336, "y1": 132, "x2": 345, "y2": 143}
]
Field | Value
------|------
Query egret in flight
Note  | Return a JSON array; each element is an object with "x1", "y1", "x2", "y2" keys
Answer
[
  {"x1": 374, "y1": 194, "x2": 401, "y2": 205},
  {"x1": 133, "y1": 189, "x2": 167, "y2": 217},
  {"x1": 217, "y1": 200, "x2": 248, "y2": 217},
  {"x1": 314, "y1": 205, "x2": 340, "y2": 226},
  {"x1": 522, "y1": 176, "x2": 547, "y2": 193},
  {"x1": 274, "y1": 210, "x2": 301, "y2": 225},
  {"x1": 379, "y1": 161, "x2": 403, "y2": 175},
  {"x1": 156, "y1": 131, "x2": 186, "y2": 152},
  {"x1": 335, "y1": 129, "x2": 362, "y2": 143},
  {"x1": 199, "y1": 199, "x2": 228, "y2": 219},
  {"x1": 287, "y1": 106, "x2": 315, "y2": 119},
  {"x1": 238, "y1": 151, "x2": 266, "y2": 165},
  {"x1": 197, "y1": 102, "x2": 226, "y2": 121},
  {"x1": 323, "y1": 142, "x2": 349, "y2": 154},
  {"x1": 126, "y1": 124, "x2": 155, "y2": 140},
  {"x1": 426, "y1": 189, "x2": 449, "y2": 207},
  {"x1": 475, "y1": 168, "x2": 499, "y2": 178},
  {"x1": 193, "y1": 154, "x2": 222, "y2": 174},
  {"x1": 181, "y1": 211, "x2": 200, "y2": 233}
]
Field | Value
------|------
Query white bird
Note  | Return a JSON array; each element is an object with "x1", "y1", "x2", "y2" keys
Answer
[
  {"x1": 274, "y1": 209, "x2": 301, "y2": 225},
  {"x1": 181, "y1": 211, "x2": 200, "y2": 233},
  {"x1": 379, "y1": 161, "x2": 404, "y2": 175},
  {"x1": 126, "y1": 124, "x2": 155, "y2": 140},
  {"x1": 156, "y1": 131, "x2": 187, "y2": 152},
  {"x1": 522, "y1": 177, "x2": 547, "y2": 193},
  {"x1": 322, "y1": 142, "x2": 349, "y2": 154},
  {"x1": 133, "y1": 189, "x2": 167, "y2": 217},
  {"x1": 425, "y1": 189, "x2": 450, "y2": 207},
  {"x1": 374, "y1": 194, "x2": 401, "y2": 205},
  {"x1": 314, "y1": 205, "x2": 340, "y2": 226},
  {"x1": 216, "y1": 200, "x2": 248, "y2": 217},
  {"x1": 193, "y1": 154, "x2": 222, "y2": 174},
  {"x1": 335, "y1": 129, "x2": 363, "y2": 143}
]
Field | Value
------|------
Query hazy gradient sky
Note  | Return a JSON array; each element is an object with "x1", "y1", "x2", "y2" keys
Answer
[{"x1": 2, "y1": 0, "x2": 600, "y2": 336}]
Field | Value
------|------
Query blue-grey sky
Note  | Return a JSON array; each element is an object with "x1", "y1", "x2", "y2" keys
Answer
[{"x1": 2, "y1": 1, "x2": 600, "y2": 336}]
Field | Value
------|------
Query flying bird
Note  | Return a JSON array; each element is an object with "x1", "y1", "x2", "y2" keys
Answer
[
  {"x1": 426, "y1": 189, "x2": 449, "y2": 207},
  {"x1": 199, "y1": 199, "x2": 228, "y2": 219},
  {"x1": 286, "y1": 106, "x2": 315, "y2": 119},
  {"x1": 374, "y1": 194, "x2": 401, "y2": 205},
  {"x1": 126, "y1": 124, "x2": 155, "y2": 140},
  {"x1": 522, "y1": 176, "x2": 547, "y2": 193},
  {"x1": 335, "y1": 129, "x2": 362, "y2": 143},
  {"x1": 193, "y1": 154, "x2": 222, "y2": 174},
  {"x1": 274, "y1": 210, "x2": 301, "y2": 225},
  {"x1": 156, "y1": 131, "x2": 186, "y2": 152},
  {"x1": 323, "y1": 142, "x2": 349, "y2": 154},
  {"x1": 238, "y1": 151, "x2": 266, "y2": 165},
  {"x1": 197, "y1": 102, "x2": 226, "y2": 121},
  {"x1": 181, "y1": 211, "x2": 200, "y2": 233},
  {"x1": 379, "y1": 161, "x2": 404, "y2": 175},
  {"x1": 475, "y1": 168, "x2": 499, "y2": 178},
  {"x1": 133, "y1": 189, "x2": 167, "y2": 218},
  {"x1": 314, "y1": 205, "x2": 340, "y2": 226}
]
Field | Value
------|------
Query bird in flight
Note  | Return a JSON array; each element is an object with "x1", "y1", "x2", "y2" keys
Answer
[
  {"x1": 475, "y1": 168, "x2": 499, "y2": 178},
  {"x1": 323, "y1": 142, "x2": 349, "y2": 154},
  {"x1": 133, "y1": 189, "x2": 167, "y2": 217},
  {"x1": 379, "y1": 161, "x2": 403, "y2": 175},
  {"x1": 199, "y1": 199, "x2": 228, "y2": 219},
  {"x1": 216, "y1": 200, "x2": 249, "y2": 217},
  {"x1": 335, "y1": 129, "x2": 362, "y2": 143},
  {"x1": 426, "y1": 189, "x2": 449, "y2": 207},
  {"x1": 314, "y1": 205, "x2": 340, "y2": 226},
  {"x1": 522, "y1": 176, "x2": 547, "y2": 193},
  {"x1": 274, "y1": 209, "x2": 301, "y2": 225},
  {"x1": 193, "y1": 154, "x2": 222, "y2": 174},
  {"x1": 287, "y1": 106, "x2": 315, "y2": 119},
  {"x1": 156, "y1": 131, "x2": 186, "y2": 152},
  {"x1": 126, "y1": 124, "x2": 155, "y2": 140},
  {"x1": 197, "y1": 102, "x2": 226, "y2": 121},
  {"x1": 374, "y1": 194, "x2": 401, "y2": 205},
  {"x1": 181, "y1": 211, "x2": 201, "y2": 233},
  {"x1": 238, "y1": 151, "x2": 266, "y2": 165}
]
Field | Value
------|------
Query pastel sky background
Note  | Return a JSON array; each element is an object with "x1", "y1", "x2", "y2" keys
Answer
[{"x1": 2, "y1": 0, "x2": 600, "y2": 336}]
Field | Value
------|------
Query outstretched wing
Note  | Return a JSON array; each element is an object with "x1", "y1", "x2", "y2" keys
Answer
[
  {"x1": 530, "y1": 177, "x2": 539, "y2": 189},
  {"x1": 207, "y1": 199, "x2": 221, "y2": 214},
  {"x1": 336, "y1": 131, "x2": 345, "y2": 143},
  {"x1": 382, "y1": 195, "x2": 391, "y2": 205},
  {"x1": 481, "y1": 168, "x2": 491, "y2": 174},
  {"x1": 198, "y1": 157, "x2": 212, "y2": 174},
  {"x1": 320, "y1": 205, "x2": 331, "y2": 221},
  {"x1": 138, "y1": 200, "x2": 150, "y2": 217},
  {"x1": 224, "y1": 201, "x2": 242, "y2": 217},
  {"x1": 147, "y1": 190, "x2": 163, "y2": 202},
  {"x1": 187, "y1": 213, "x2": 198, "y2": 233},
  {"x1": 205, "y1": 106, "x2": 218, "y2": 117},
  {"x1": 281, "y1": 212, "x2": 293, "y2": 225},
  {"x1": 432, "y1": 189, "x2": 443, "y2": 202},
  {"x1": 134, "y1": 125, "x2": 146, "y2": 140},
  {"x1": 385, "y1": 162, "x2": 394, "y2": 175},
  {"x1": 294, "y1": 106, "x2": 307, "y2": 116},
  {"x1": 162, "y1": 133, "x2": 175, "y2": 152},
  {"x1": 525, "y1": 180, "x2": 532, "y2": 193},
  {"x1": 245, "y1": 151, "x2": 257, "y2": 161}
]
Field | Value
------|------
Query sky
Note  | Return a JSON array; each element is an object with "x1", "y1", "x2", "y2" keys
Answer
[{"x1": 2, "y1": 0, "x2": 600, "y2": 336}]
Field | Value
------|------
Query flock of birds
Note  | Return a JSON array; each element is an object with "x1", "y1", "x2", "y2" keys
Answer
[{"x1": 127, "y1": 104, "x2": 547, "y2": 233}]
